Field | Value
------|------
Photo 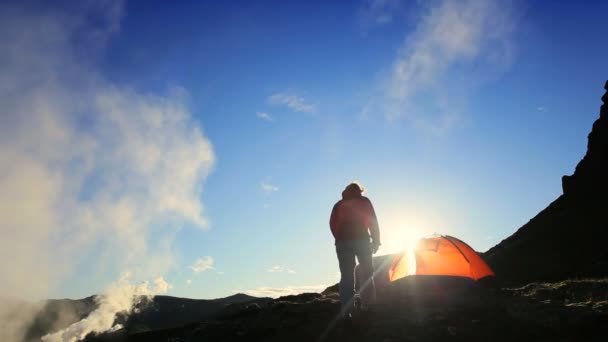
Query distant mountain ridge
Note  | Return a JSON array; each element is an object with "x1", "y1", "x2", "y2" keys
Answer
[
  {"x1": 120, "y1": 294, "x2": 271, "y2": 333},
  {"x1": 22, "y1": 293, "x2": 270, "y2": 342},
  {"x1": 483, "y1": 80, "x2": 608, "y2": 285}
]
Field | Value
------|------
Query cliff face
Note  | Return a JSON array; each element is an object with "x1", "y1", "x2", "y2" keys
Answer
[
  {"x1": 484, "y1": 81, "x2": 608, "y2": 285},
  {"x1": 562, "y1": 80, "x2": 608, "y2": 198}
]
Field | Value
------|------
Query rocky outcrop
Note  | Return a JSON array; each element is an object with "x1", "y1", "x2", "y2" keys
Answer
[
  {"x1": 562, "y1": 80, "x2": 608, "y2": 198},
  {"x1": 484, "y1": 81, "x2": 608, "y2": 285}
]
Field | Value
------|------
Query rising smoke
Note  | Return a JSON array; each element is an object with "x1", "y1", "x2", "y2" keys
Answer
[
  {"x1": 0, "y1": 1, "x2": 214, "y2": 341},
  {"x1": 42, "y1": 273, "x2": 169, "y2": 342}
]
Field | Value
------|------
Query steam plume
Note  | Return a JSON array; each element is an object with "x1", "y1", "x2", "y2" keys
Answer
[
  {"x1": 42, "y1": 274, "x2": 169, "y2": 342},
  {"x1": 0, "y1": 2, "x2": 214, "y2": 341}
]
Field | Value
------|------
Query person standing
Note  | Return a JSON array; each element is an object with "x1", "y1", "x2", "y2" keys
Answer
[{"x1": 329, "y1": 182, "x2": 380, "y2": 318}]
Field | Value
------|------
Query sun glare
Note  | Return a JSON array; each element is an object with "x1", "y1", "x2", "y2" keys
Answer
[
  {"x1": 382, "y1": 228, "x2": 421, "y2": 254},
  {"x1": 380, "y1": 211, "x2": 440, "y2": 254}
]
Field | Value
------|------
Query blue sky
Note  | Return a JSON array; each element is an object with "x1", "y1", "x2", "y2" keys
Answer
[{"x1": 1, "y1": 0, "x2": 608, "y2": 301}]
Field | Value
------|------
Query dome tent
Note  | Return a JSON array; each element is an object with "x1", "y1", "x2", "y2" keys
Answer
[
  {"x1": 389, "y1": 235, "x2": 494, "y2": 282},
  {"x1": 353, "y1": 235, "x2": 495, "y2": 303}
]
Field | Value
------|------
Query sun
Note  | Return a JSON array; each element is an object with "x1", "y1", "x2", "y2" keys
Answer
[
  {"x1": 382, "y1": 226, "x2": 422, "y2": 254},
  {"x1": 379, "y1": 211, "x2": 439, "y2": 254}
]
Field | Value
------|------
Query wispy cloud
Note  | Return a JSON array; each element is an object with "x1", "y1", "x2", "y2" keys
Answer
[
  {"x1": 256, "y1": 111, "x2": 273, "y2": 121},
  {"x1": 237, "y1": 284, "x2": 328, "y2": 298},
  {"x1": 267, "y1": 93, "x2": 316, "y2": 113},
  {"x1": 537, "y1": 106, "x2": 546, "y2": 112},
  {"x1": 189, "y1": 256, "x2": 215, "y2": 273},
  {"x1": 261, "y1": 182, "x2": 279, "y2": 193},
  {"x1": 267, "y1": 266, "x2": 283, "y2": 273},
  {"x1": 375, "y1": 0, "x2": 515, "y2": 133},
  {"x1": 358, "y1": 0, "x2": 403, "y2": 28},
  {"x1": 186, "y1": 279, "x2": 192, "y2": 285},
  {"x1": 266, "y1": 265, "x2": 296, "y2": 274}
]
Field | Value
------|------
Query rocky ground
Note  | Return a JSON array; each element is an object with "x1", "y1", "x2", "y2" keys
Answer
[{"x1": 84, "y1": 278, "x2": 608, "y2": 342}]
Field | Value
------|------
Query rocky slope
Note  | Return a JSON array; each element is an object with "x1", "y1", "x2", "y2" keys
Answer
[
  {"x1": 483, "y1": 80, "x2": 608, "y2": 285},
  {"x1": 23, "y1": 296, "x2": 97, "y2": 341},
  {"x1": 83, "y1": 279, "x2": 608, "y2": 342}
]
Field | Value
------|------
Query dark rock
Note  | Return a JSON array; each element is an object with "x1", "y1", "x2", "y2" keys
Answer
[
  {"x1": 561, "y1": 80, "x2": 608, "y2": 197},
  {"x1": 275, "y1": 292, "x2": 324, "y2": 303},
  {"x1": 322, "y1": 283, "x2": 339, "y2": 296},
  {"x1": 485, "y1": 80, "x2": 608, "y2": 285},
  {"x1": 216, "y1": 302, "x2": 262, "y2": 320}
]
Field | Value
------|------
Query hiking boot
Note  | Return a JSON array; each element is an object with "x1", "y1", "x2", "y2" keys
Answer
[{"x1": 340, "y1": 313, "x2": 354, "y2": 332}]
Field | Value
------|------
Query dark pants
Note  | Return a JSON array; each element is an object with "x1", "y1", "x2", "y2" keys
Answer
[{"x1": 336, "y1": 239, "x2": 376, "y2": 316}]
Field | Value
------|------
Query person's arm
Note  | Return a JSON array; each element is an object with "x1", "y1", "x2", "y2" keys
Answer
[
  {"x1": 365, "y1": 198, "x2": 381, "y2": 250},
  {"x1": 329, "y1": 202, "x2": 340, "y2": 238}
]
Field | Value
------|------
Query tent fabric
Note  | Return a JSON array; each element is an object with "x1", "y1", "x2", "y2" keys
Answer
[{"x1": 388, "y1": 235, "x2": 495, "y2": 282}]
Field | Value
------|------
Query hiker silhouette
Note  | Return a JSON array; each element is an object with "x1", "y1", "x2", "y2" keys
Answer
[{"x1": 329, "y1": 182, "x2": 380, "y2": 318}]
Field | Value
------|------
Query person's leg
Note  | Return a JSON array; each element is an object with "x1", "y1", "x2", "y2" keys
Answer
[
  {"x1": 336, "y1": 241, "x2": 356, "y2": 317},
  {"x1": 355, "y1": 241, "x2": 376, "y2": 308}
]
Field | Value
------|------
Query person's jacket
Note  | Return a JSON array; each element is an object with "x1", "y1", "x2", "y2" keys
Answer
[{"x1": 329, "y1": 187, "x2": 380, "y2": 243}]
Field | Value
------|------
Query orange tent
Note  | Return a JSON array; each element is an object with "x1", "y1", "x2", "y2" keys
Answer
[{"x1": 388, "y1": 235, "x2": 494, "y2": 282}]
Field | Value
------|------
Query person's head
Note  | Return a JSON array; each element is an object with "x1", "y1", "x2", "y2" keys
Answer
[
  {"x1": 344, "y1": 181, "x2": 364, "y2": 193},
  {"x1": 342, "y1": 181, "x2": 364, "y2": 199}
]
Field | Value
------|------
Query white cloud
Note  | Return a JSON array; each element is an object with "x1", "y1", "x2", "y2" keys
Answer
[
  {"x1": 267, "y1": 265, "x2": 283, "y2": 273},
  {"x1": 186, "y1": 279, "x2": 192, "y2": 285},
  {"x1": 0, "y1": 2, "x2": 214, "y2": 340},
  {"x1": 266, "y1": 265, "x2": 296, "y2": 274},
  {"x1": 537, "y1": 106, "x2": 545, "y2": 111},
  {"x1": 377, "y1": 0, "x2": 515, "y2": 133},
  {"x1": 190, "y1": 256, "x2": 215, "y2": 273},
  {"x1": 239, "y1": 284, "x2": 328, "y2": 298},
  {"x1": 261, "y1": 182, "x2": 279, "y2": 193},
  {"x1": 256, "y1": 111, "x2": 273, "y2": 121},
  {"x1": 359, "y1": 0, "x2": 403, "y2": 27},
  {"x1": 267, "y1": 93, "x2": 316, "y2": 113}
]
